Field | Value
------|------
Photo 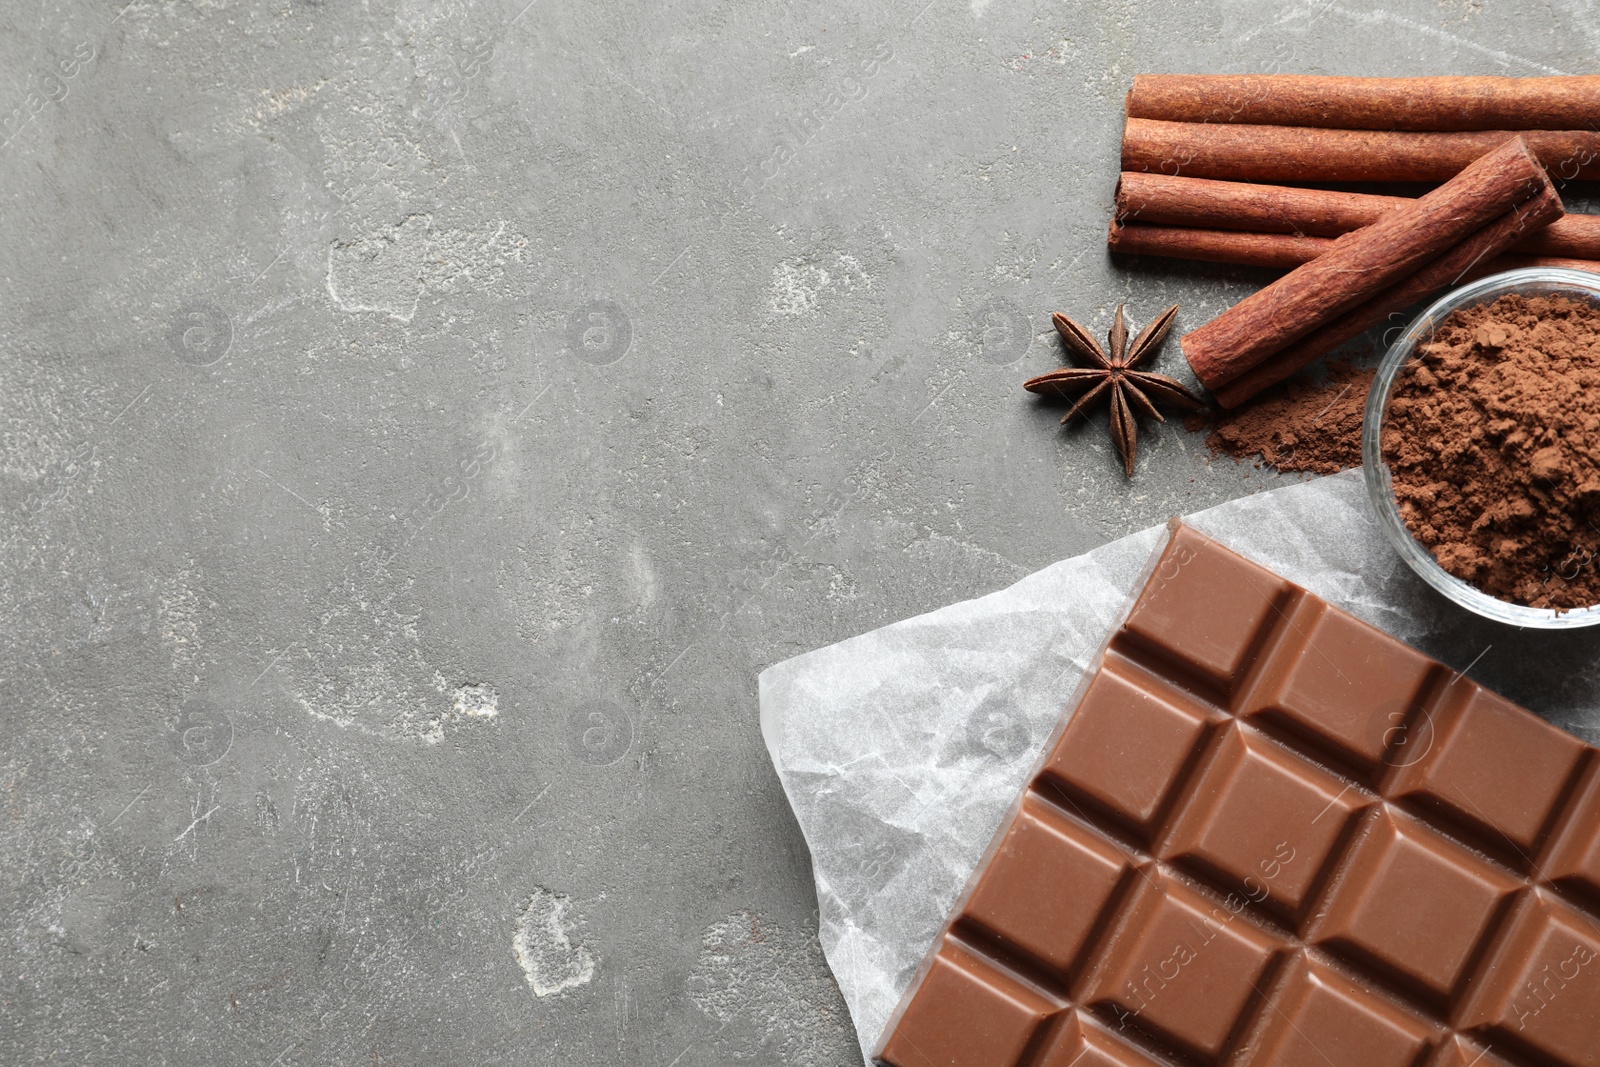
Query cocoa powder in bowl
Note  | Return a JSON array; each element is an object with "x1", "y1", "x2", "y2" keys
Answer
[{"x1": 1382, "y1": 291, "x2": 1600, "y2": 611}]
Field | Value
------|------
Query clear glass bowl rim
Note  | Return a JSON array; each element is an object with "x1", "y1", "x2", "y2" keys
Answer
[{"x1": 1361, "y1": 267, "x2": 1600, "y2": 630}]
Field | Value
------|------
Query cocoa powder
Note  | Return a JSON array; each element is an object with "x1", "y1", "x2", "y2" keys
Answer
[
  {"x1": 1383, "y1": 292, "x2": 1600, "y2": 610},
  {"x1": 1198, "y1": 360, "x2": 1374, "y2": 475}
]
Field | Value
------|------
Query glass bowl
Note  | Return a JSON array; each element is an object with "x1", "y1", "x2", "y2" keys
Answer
[{"x1": 1361, "y1": 267, "x2": 1600, "y2": 629}]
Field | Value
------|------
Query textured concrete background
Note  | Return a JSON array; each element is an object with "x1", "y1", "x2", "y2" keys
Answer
[{"x1": 3, "y1": 1, "x2": 1598, "y2": 1063}]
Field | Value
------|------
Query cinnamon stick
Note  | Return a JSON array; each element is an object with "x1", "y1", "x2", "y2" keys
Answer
[
  {"x1": 1213, "y1": 181, "x2": 1567, "y2": 408},
  {"x1": 1179, "y1": 136, "x2": 1559, "y2": 393},
  {"x1": 1108, "y1": 221, "x2": 1600, "y2": 277},
  {"x1": 1122, "y1": 118, "x2": 1600, "y2": 182},
  {"x1": 1114, "y1": 172, "x2": 1600, "y2": 259},
  {"x1": 1125, "y1": 74, "x2": 1600, "y2": 131},
  {"x1": 1109, "y1": 222, "x2": 1333, "y2": 269},
  {"x1": 1116, "y1": 172, "x2": 1391, "y2": 236}
]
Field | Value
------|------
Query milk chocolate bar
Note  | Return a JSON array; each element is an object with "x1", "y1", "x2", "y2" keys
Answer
[{"x1": 878, "y1": 525, "x2": 1600, "y2": 1067}]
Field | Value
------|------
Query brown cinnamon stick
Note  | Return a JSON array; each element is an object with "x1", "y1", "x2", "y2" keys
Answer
[
  {"x1": 1116, "y1": 172, "x2": 1391, "y2": 236},
  {"x1": 1107, "y1": 221, "x2": 1600, "y2": 277},
  {"x1": 1114, "y1": 172, "x2": 1600, "y2": 258},
  {"x1": 1109, "y1": 222, "x2": 1333, "y2": 269},
  {"x1": 1179, "y1": 136, "x2": 1559, "y2": 393},
  {"x1": 1213, "y1": 182, "x2": 1568, "y2": 408},
  {"x1": 1490, "y1": 254, "x2": 1600, "y2": 274},
  {"x1": 1125, "y1": 74, "x2": 1600, "y2": 131},
  {"x1": 1122, "y1": 118, "x2": 1600, "y2": 182}
]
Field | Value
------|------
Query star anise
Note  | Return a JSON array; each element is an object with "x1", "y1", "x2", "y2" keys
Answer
[{"x1": 1024, "y1": 303, "x2": 1204, "y2": 477}]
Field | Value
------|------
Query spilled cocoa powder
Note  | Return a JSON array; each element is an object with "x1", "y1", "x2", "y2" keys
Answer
[
  {"x1": 1383, "y1": 292, "x2": 1600, "y2": 610},
  {"x1": 1195, "y1": 360, "x2": 1374, "y2": 475}
]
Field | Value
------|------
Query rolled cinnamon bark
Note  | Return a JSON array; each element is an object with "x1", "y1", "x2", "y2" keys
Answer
[
  {"x1": 1489, "y1": 254, "x2": 1600, "y2": 273},
  {"x1": 1125, "y1": 74, "x2": 1600, "y2": 131},
  {"x1": 1115, "y1": 172, "x2": 1391, "y2": 236},
  {"x1": 1114, "y1": 172, "x2": 1600, "y2": 258},
  {"x1": 1212, "y1": 181, "x2": 1568, "y2": 408},
  {"x1": 1108, "y1": 221, "x2": 1600, "y2": 277},
  {"x1": 1122, "y1": 118, "x2": 1600, "y2": 182},
  {"x1": 1109, "y1": 222, "x2": 1334, "y2": 269},
  {"x1": 1179, "y1": 136, "x2": 1559, "y2": 393}
]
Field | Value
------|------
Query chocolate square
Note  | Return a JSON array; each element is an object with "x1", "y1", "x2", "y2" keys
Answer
[
  {"x1": 880, "y1": 936, "x2": 1059, "y2": 1067},
  {"x1": 1397, "y1": 681, "x2": 1586, "y2": 856},
  {"x1": 1238, "y1": 952, "x2": 1435, "y2": 1067},
  {"x1": 1160, "y1": 723, "x2": 1364, "y2": 921},
  {"x1": 1038, "y1": 655, "x2": 1212, "y2": 840},
  {"x1": 1312, "y1": 809, "x2": 1520, "y2": 1004},
  {"x1": 1081, "y1": 870, "x2": 1282, "y2": 1061},
  {"x1": 963, "y1": 795, "x2": 1131, "y2": 980}
]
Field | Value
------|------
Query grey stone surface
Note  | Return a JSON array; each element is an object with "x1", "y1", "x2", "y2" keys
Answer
[{"x1": 2, "y1": 1, "x2": 1596, "y2": 1063}]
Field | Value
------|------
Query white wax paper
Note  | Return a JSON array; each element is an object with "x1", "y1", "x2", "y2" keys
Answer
[{"x1": 758, "y1": 468, "x2": 1600, "y2": 1066}]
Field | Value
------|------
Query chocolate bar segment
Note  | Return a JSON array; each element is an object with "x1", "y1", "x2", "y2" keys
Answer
[
  {"x1": 1034, "y1": 1014, "x2": 1163, "y2": 1066},
  {"x1": 1037, "y1": 656, "x2": 1213, "y2": 840},
  {"x1": 1080, "y1": 867, "x2": 1281, "y2": 1061},
  {"x1": 1158, "y1": 723, "x2": 1361, "y2": 922},
  {"x1": 1240, "y1": 597, "x2": 1438, "y2": 775},
  {"x1": 1238, "y1": 951, "x2": 1437, "y2": 1067},
  {"x1": 962, "y1": 794, "x2": 1131, "y2": 981},
  {"x1": 1547, "y1": 763, "x2": 1600, "y2": 898},
  {"x1": 1120, "y1": 541, "x2": 1289, "y2": 695},
  {"x1": 1396, "y1": 682, "x2": 1588, "y2": 858},
  {"x1": 877, "y1": 525, "x2": 1600, "y2": 1067},
  {"x1": 879, "y1": 935, "x2": 1059, "y2": 1067},
  {"x1": 1310, "y1": 807, "x2": 1520, "y2": 1006},
  {"x1": 1428, "y1": 1035, "x2": 1513, "y2": 1067},
  {"x1": 1458, "y1": 892, "x2": 1600, "y2": 1065}
]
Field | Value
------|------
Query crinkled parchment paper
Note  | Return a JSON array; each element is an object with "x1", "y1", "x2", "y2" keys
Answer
[{"x1": 758, "y1": 469, "x2": 1600, "y2": 1066}]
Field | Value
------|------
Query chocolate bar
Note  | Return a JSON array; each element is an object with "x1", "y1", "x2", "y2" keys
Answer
[{"x1": 878, "y1": 525, "x2": 1600, "y2": 1067}]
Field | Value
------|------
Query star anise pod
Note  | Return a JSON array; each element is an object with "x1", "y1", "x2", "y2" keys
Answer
[{"x1": 1024, "y1": 303, "x2": 1204, "y2": 477}]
